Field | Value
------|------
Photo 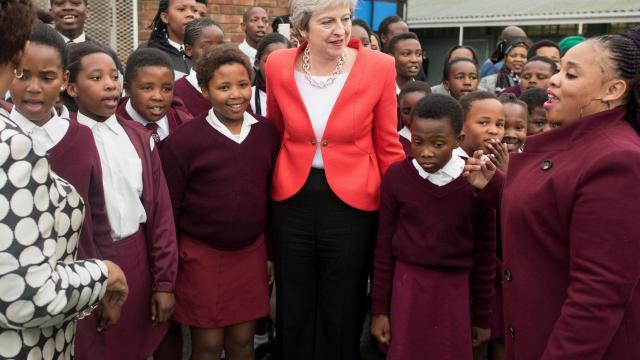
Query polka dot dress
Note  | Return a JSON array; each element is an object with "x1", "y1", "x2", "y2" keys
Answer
[{"x1": 0, "y1": 110, "x2": 109, "y2": 359}]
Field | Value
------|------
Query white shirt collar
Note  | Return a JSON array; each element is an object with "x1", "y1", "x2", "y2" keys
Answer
[
  {"x1": 186, "y1": 68, "x2": 202, "y2": 93},
  {"x1": 205, "y1": 108, "x2": 258, "y2": 144},
  {"x1": 56, "y1": 105, "x2": 70, "y2": 120},
  {"x1": 239, "y1": 39, "x2": 257, "y2": 55},
  {"x1": 77, "y1": 112, "x2": 124, "y2": 136},
  {"x1": 59, "y1": 31, "x2": 86, "y2": 44},
  {"x1": 412, "y1": 156, "x2": 465, "y2": 186},
  {"x1": 398, "y1": 126, "x2": 411, "y2": 141},
  {"x1": 125, "y1": 99, "x2": 170, "y2": 139},
  {"x1": 167, "y1": 37, "x2": 184, "y2": 52},
  {"x1": 9, "y1": 107, "x2": 69, "y2": 150}
]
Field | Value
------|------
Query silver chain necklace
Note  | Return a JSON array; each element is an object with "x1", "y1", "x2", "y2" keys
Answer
[{"x1": 302, "y1": 45, "x2": 345, "y2": 88}]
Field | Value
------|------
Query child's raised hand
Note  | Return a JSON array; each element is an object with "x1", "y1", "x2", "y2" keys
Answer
[
  {"x1": 485, "y1": 139, "x2": 509, "y2": 172},
  {"x1": 267, "y1": 260, "x2": 275, "y2": 286},
  {"x1": 151, "y1": 292, "x2": 176, "y2": 326},
  {"x1": 98, "y1": 301, "x2": 122, "y2": 332},
  {"x1": 370, "y1": 314, "x2": 391, "y2": 346},
  {"x1": 464, "y1": 150, "x2": 497, "y2": 190},
  {"x1": 471, "y1": 326, "x2": 491, "y2": 348}
]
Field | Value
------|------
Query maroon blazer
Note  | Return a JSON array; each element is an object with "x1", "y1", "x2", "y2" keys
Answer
[
  {"x1": 173, "y1": 76, "x2": 211, "y2": 118},
  {"x1": 116, "y1": 96, "x2": 192, "y2": 136},
  {"x1": 489, "y1": 106, "x2": 640, "y2": 359}
]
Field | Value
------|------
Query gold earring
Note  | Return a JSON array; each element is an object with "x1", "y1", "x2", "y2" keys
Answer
[{"x1": 14, "y1": 68, "x2": 24, "y2": 79}]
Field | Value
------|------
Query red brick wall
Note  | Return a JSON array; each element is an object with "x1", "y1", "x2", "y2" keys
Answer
[{"x1": 138, "y1": 0, "x2": 290, "y2": 44}]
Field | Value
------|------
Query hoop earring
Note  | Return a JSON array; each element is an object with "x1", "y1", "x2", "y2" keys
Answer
[{"x1": 14, "y1": 68, "x2": 24, "y2": 80}]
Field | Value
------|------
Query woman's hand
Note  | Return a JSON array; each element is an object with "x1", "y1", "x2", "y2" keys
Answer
[
  {"x1": 151, "y1": 292, "x2": 176, "y2": 326},
  {"x1": 472, "y1": 326, "x2": 491, "y2": 348},
  {"x1": 485, "y1": 139, "x2": 509, "y2": 172},
  {"x1": 370, "y1": 314, "x2": 391, "y2": 346},
  {"x1": 103, "y1": 260, "x2": 128, "y2": 307},
  {"x1": 267, "y1": 260, "x2": 275, "y2": 286},
  {"x1": 464, "y1": 150, "x2": 497, "y2": 190}
]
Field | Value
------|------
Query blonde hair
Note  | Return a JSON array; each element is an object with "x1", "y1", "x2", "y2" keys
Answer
[{"x1": 289, "y1": 0, "x2": 357, "y2": 31}]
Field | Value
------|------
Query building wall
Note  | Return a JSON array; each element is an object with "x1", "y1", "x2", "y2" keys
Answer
[{"x1": 138, "y1": 0, "x2": 290, "y2": 44}]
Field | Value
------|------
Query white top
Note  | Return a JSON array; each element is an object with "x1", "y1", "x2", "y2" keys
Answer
[
  {"x1": 56, "y1": 105, "x2": 70, "y2": 120},
  {"x1": 77, "y1": 112, "x2": 147, "y2": 241},
  {"x1": 412, "y1": 156, "x2": 465, "y2": 186},
  {"x1": 396, "y1": 83, "x2": 401, "y2": 95},
  {"x1": 59, "y1": 31, "x2": 86, "y2": 44},
  {"x1": 10, "y1": 108, "x2": 69, "y2": 151},
  {"x1": 250, "y1": 86, "x2": 267, "y2": 117},
  {"x1": 125, "y1": 99, "x2": 170, "y2": 141},
  {"x1": 238, "y1": 40, "x2": 257, "y2": 65},
  {"x1": 453, "y1": 146, "x2": 490, "y2": 161},
  {"x1": 399, "y1": 126, "x2": 411, "y2": 142},
  {"x1": 206, "y1": 108, "x2": 258, "y2": 144},
  {"x1": 294, "y1": 70, "x2": 349, "y2": 169},
  {"x1": 167, "y1": 37, "x2": 184, "y2": 52},
  {"x1": 186, "y1": 68, "x2": 203, "y2": 94}
]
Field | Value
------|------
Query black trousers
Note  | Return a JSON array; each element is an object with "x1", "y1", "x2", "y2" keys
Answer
[{"x1": 272, "y1": 169, "x2": 377, "y2": 360}]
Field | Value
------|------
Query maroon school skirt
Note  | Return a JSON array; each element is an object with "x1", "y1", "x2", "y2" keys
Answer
[
  {"x1": 173, "y1": 233, "x2": 269, "y2": 328},
  {"x1": 388, "y1": 261, "x2": 472, "y2": 360}
]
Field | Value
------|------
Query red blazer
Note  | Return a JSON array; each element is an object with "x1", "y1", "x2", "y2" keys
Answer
[
  {"x1": 487, "y1": 106, "x2": 640, "y2": 360},
  {"x1": 265, "y1": 39, "x2": 404, "y2": 211}
]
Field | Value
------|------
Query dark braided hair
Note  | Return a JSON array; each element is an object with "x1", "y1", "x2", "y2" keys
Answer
[
  {"x1": 184, "y1": 17, "x2": 222, "y2": 46},
  {"x1": 0, "y1": 0, "x2": 34, "y2": 67},
  {"x1": 256, "y1": 32, "x2": 290, "y2": 63},
  {"x1": 593, "y1": 27, "x2": 640, "y2": 133},
  {"x1": 29, "y1": 21, "x2": 68, "y2": 69},
  {"x1": 149, "y1": 0, "x2": 170, "y2": 37}
]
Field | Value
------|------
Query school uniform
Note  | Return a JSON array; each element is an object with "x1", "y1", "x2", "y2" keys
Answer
[
  {"x1": 75, "y1": 112, "x2": 178, "y2": 360},
  {"x1": 372, "y1": 156, "x2": 496, "y2": 359},
  {"x1": 160, "y1": 109, "x2": 280, "y2": 328},
  {"x1": 141, "y1": 32, "x2": 191, "y2": 76},
  {"x1": 173, "y1": 69, "x2": 211, "y2": 118},
  {"x1": 116, "y1": 96, "x2": 191, "y2": 147},
  {"x1": 486, "y1": 106, "x2": 640, "y2": 359},
  {"x1": 251, "y1": 85, "x2": 267, "y2": 118},
  {"x1": 398, "y1": 125, "x2": 412, "y2": 156}
]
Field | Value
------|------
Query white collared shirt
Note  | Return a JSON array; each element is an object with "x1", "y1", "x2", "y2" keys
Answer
[
  {"x1": 398, "y1": 126, "x2": 411, "y2": 142},
  {"x1": 250, "y1": 86, "x2": 267, "y2": 117},
  {"x1": 412, "y1": 156, "x2": 465, "y2": 186},
  {"x1": 77, "y1": 112, "x2": 147, "y2": 241},
  {"x1": 186, "y1": 68, "x2": 202, "y2": 94},
  {"x1": 453, "y1": 146, "x2": 490, "y2": 161},
  {"x1": 206, "y1": 108, "x2": 258, "y2": 144},
  {"x1": 238, "y1": 40, "x2": 257, "y2": 65},
  {"x1": 59, "y1": 31, "x2": 86, "y2": 44},
  {"x1": 125, "y1": 99, "x2": 170, "y2": 140},
  {"x1": 10, "y1": 108, "x2": 69, "y2": 151},
  {"x1": 167, "y1": 37, "x2": 184, "y2": 53},
  {"x1": 56, "y1": 105, "x2": 70, "y2": 120}
]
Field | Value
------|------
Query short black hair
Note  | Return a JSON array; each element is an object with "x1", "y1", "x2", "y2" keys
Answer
[
  {"x1": 519, "y1": 87, "x2": 548, "y2": 115},
  {"x1": 524, "y1": 55, "x2": 558, "y2": 74},
  {"x1": 412, "y1": 94, "x2": 464, "y2": 135},
  {"x1": 378, "y1": 15, "x2": 405, "y2": 37},
  {"x1": 29, "y1": 21, "x2": 68, "y2": 69},
  {"x1": 50, "y1": 0, "x2": 87, "y2": 5},
  {"x1": 398, "y1": 80, "x2": 431, "y2": 103},
  {"x1": 66, "y1": 42, "x2": 111, "y2": 83},
  {"x1": 196, "y1": 0, "x2": 207, "y2": 4},
  {"x1": 36, "y1": 7, "x2": 54, "y2": 24},
  {"x1": 196, "y1": 43, "x2": 252, "y2": 89},
  {"x1": 0, "y1": 0, "x2": 34, "y2": 67},
  {"x1": 124, "y1": 48, "x2": 174, "y2": 85},
  {"x1": 442, "y1": 57, "x2": 478, "y2": 82},
  {"x1": 459, "y1": 91, "x2": 498, "y2": 121},
  {"x1": 498, "y1": 92, "x2": 528, "y2": 114},
  {"x1": 527, "y1": 39, "x2": 560, "y2": 59},
  {"x1": 256, "y1": 32, "x2": 290, "y2": 63},
  {"x1": 352, "y1": 19, "x2": 372, "y2": 37},
  {"x1": 387, "y1": 32, "x2": 419, "y2": 54},
  {"x1": 184, "y1": 17, "x2": 222, "y2": 46},
  {"x1": 243, "y1": 6, "x2": 266, "y2": 23},
  {"x1": 443, "y1": 45, "x2": 479, "y2": 64}
]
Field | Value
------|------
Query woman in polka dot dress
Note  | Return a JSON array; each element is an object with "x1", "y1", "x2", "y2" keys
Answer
[{"x1": 0, "y1": 1, "x2": 128, "y2": 358}]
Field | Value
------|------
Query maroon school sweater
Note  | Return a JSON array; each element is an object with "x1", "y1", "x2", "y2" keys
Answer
[
  {"x1": 173, "y1": 76, "x2": 211, "y2": 118},
  {"x1": 160, "y1": 112, "x2": 280, "y2": 250},
  {"x1": 48, "y1": 120, "x2": 112, "y2": 259},
  {"x1": 371, "y1": 158, "x2": 496, "y2": 327}
]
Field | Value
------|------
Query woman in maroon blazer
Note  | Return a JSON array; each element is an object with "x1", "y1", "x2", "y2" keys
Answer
[
  {"x1": 265, "y1": 0, "x2": 404, "y2": 358},
  {"x1": 467, "y1": 28, "x2": 640, "y2": 360}
]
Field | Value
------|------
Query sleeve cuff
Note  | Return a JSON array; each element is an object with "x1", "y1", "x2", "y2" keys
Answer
[{"x1": 152, "y1": 281, "x2": 174, "y2": 293}]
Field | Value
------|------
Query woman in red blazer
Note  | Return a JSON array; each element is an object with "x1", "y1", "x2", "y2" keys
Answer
[
  {"x1": 467, "y1": 28, "x2": 640, "y2": 360},
  {"x1": 265, "y1": 1, "x2": 404, "y2": 358}
]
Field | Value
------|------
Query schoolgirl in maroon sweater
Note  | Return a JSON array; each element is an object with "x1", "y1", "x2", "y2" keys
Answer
[
  {"x1": 371, "y1": 94, "x2": 496, "y2": 360},
  {"x1": 160, "y1": 44, "x2": 279, "y2": 360}
]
